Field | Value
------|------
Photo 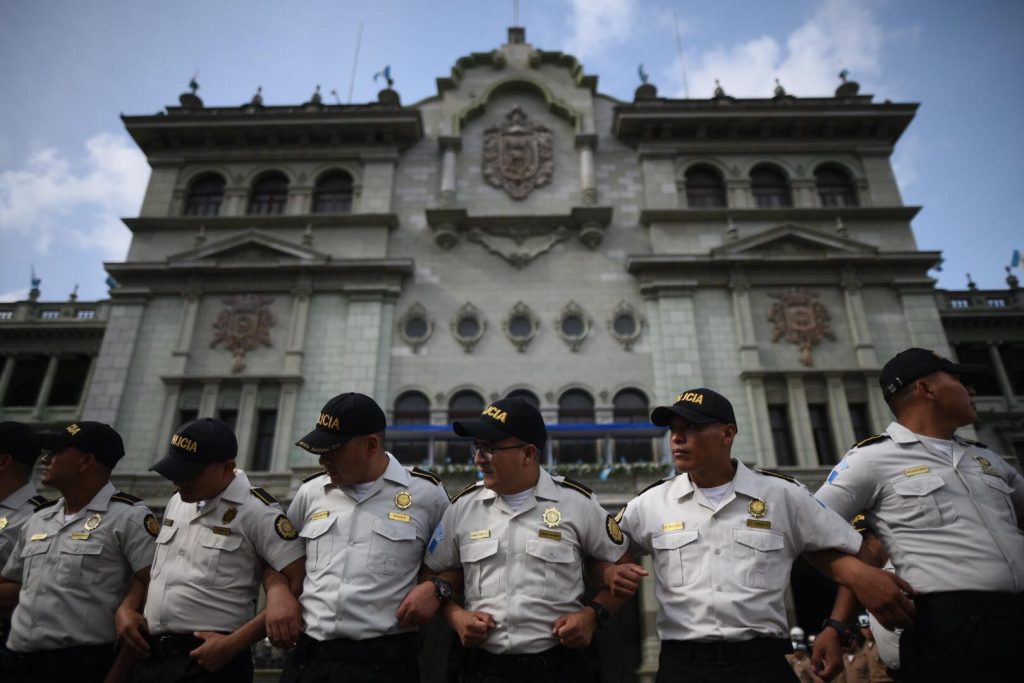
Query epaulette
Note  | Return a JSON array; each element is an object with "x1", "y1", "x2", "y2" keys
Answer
[
  {"x1": 851, "y1": 434, "x2": 889, "y2": 450},
  {"x1": 851, "y1": 513, "x2": 869, "y2": 533},
  {"x1": 410, "y1": 467, "x2": 442, "y2": 486},
  {"x1": 111, "y1": 491, "x2": 143, "y2": 505},
  {"x1": 962, "y1": 438, "x2": 988, "y2": 449},
  {"x1": 755, "y1": 469, "x2": 799, "y2": 485},
  {"x1": 556, "y1": 477, "x2": 592, "y2": 498},
  {"x1": 636, "y1": 478, "x2": 670, "y2": 497},
  {"x1": 302, "y1": 470, "x2": 328, "y2": 483},
  {"x1": 29, "y1": 494, "x2": 50, "y2": 510},
  {"x1": 450, "y1": 482, "x2": 482, "y2": 504},
  {"x1": 34, "y1": 498, "x2": 59, "y2": 512},
  {"x1": 250, "y1": 487, "x2": 279, "y2": 505}
]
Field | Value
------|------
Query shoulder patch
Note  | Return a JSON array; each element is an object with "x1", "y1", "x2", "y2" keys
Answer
[
  {"x1": 410, "y1": 466, "x2": 442, "y2": 486},
  {"x1": 302, "y1": 470, "x2": 328, "y2": 483},
  {"x1": 636, "y1": 477, "x2": 670, "y2": 497},
  {"x1": 34, "y1": 498, "x2": 59, "y2": 512},
  {"x1": 851, "y1": 434, "x2": 890, "y2": 450},
  {"x1": 29, "y1": 495, "x2": 50, "y2": 510},
  {"x1": 111, "y1": 491, "x2": 143, "y2": 505},
  {"x1": 250, "y1": 487, "x2": 279, "y2": 506},
  {"x1": 755, "y1": 469, "x2": 799, "y2": 485},
  {"x1": 963, "y1": 438, "x2": 989, "y2": 449},
  {"x1": 556, "y1": 477, "x2": 592, "y2": 498},
  {"x1": 450, "y1": 482, "x2": 482, "y2": 504}
]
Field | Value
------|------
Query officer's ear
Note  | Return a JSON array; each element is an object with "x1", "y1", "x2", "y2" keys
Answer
[
  {"x1": 523, "y1": 443, "x2": 539, "y2": 465},
  {"x1": 721, "y1": 423, "x2": 737, "y2": 445},
  {"x1": 364, "y1": 432, "x2": 383, "y2": 457}
]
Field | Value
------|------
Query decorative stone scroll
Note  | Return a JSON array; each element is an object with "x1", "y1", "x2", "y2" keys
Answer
[
  {"x1": 767, "y1": 289, "x2": 834, "y2": 367},
  {"x1": 482, "y1": 106, "x2": 554, "y2": 200},
  {"x1": 210, "y1": 295, "x2": 275, "y2": 373}
]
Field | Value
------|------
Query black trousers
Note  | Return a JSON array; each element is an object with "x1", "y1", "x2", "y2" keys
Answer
[
  {"x1": 3, "y1": 643, "x2": 116, "y2": 683},
  {"x1": 656, "y1": 638, "x2": 797, "y2": 683},
  {"x1": 130, "y1": 634, "x2": 253, "y2": 683},
  {"x1": 459, "y1": 645, "x2": 593, "y2": 683},
  {"x1": 278, "y1": 633, "x2": 420, "y2": 683},
  {"x1": 900, "y1": 591, "x2": 1023, "y2": 682}
]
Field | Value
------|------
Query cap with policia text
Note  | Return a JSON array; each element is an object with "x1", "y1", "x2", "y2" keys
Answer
[
  {"x1": 150, "y1": 418, "x2": 238, "y2": 482},
  {"x1": 296, "y1": 392, "x2": 387, "y2": 455},
  {"x1": 452, "y1": 397, "x2": 548, "y2": 449},
  {"x1": 0, "y1": 421, "x2": 44, "y2": 467},
  {"x1": 650, "y1": 388, "x2": 737, "y2": 430},
  {"x1": 879, "y1": 348, "x2": 962, "y2": 402},
  {"x1": 35, "y1": 421, "x2": 126, "y2": 469}
]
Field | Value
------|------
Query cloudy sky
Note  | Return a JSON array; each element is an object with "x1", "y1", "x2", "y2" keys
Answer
[{"x1": 1, "y1": 0, "x2": 1021, "y2": 301}]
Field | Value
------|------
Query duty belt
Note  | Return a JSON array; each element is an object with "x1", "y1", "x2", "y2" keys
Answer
[
  {"x1": 469, "y1": 645, "x2": 571, "y2": 679},
  {"x1": 303, "y1": 632, "x2": 419, "y2": 663},
  {"x1": 661, "y1": 637, "x2": 792, "y2": 663},
  {"x1": 145, "y1": 633, "x2": 205, "y2": 658}
]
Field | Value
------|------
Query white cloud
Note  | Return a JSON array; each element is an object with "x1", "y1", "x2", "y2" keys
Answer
[
  {"x1": 0, "y1": 133, "x2": 149, "y2": 259},
  {"x1": 667, "y1": 0, "x2": 885, "y2": 98},
  {"x1": 562, "y1": 0, "x2": 636, "y2": 60},
  {"x1": 0, "y1": 288, "x2": 29, "y2": 303},
  {"x1": 892, "y1": 132, "x2": 920, "y2": 193}
]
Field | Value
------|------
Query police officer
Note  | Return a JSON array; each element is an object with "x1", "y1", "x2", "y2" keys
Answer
[
  {"x1": 425, "y1": 397, "x2": 630, "y2": 683},
  {"x1": 280, "y1": 392, "x2": 450, "y2": 683},
  {"x1": 613, "y1": 388, "x2": 911, "y2": 683},
  {"x1": 813, "y1": 348, "x2": 1024, "y2": 682},
  {"x1": 0, "y1": 421, "x2": 157, "y2": 682},
  {"x1": 113, "y1": 418, "x2": 306, "y2": 682}
]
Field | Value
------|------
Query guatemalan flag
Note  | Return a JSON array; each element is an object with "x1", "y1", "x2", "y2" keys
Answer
[{"x1": 1013, "y1": 250, "x2": 1021, "y2": 269}]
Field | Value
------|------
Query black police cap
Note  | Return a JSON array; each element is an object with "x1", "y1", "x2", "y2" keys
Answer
[
  {"x1": 879, "y1": 348, "x2": 962, "y2": 403},
  {"x1": 453, "y1": 397, "x2": 547, "y2": 450},
  {"x1": 0, "y1": 421, "x2": 44, "y2": 467},
  {"x1": 296, "y1": 392, "x2": 387, "y2": 455},
  {"x1": 650, "y1": 388, "x2": 737, "y2": 431},
  {"x1": 150, "y1": 417, "x2": 238, "y2": 483},
  {"x1": 35, "y1": 421, "x2": 125, "y2": 469}
]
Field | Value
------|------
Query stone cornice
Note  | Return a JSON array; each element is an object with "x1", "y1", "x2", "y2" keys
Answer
[
  {"x1": 639, "y1": 206, "x2": 921, "y2": 226},
  {"x1": 123, "y1": 213, "x2": 399, "y2": 233}
]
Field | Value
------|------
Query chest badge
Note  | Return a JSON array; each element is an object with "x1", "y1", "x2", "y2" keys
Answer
[
  {"x1": 144, "y1": 514, "x2": 160, "y2": 538},
  {"x1": 748, "y1": 499, "x2": 767, "y2": 518},
  {"x1": 222, "y1": 508, "x2": 238, "y2": 524},
  {"x1": 0, "y1": 516, "x2": 8, "y2": 530},
  {"x1": 395, "y1": 491, "x2": 413, "y2": 510},
  {"x1": 542, "y1": 507, "x2": 562, "y2": 528},
  {"x1": 84, "y1": 513, "x2": 103, "y2": 531}
]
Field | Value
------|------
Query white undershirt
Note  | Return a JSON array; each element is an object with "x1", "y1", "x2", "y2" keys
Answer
[
  {"x1": 348, "y1": 481, "x2": 375, "y2": 501},
  {"x1": 501, "y1": 487, "x2": 536, "y2": 512},
  {"x1": 697, "y1": 481, "x2": 734, "y2": 509},
  {"x1": 917, "y1": 434, "x2": 955, "y2": 462}
]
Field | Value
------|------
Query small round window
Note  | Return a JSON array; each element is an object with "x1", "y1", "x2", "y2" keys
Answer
[
  {"x1": 451, "y1": 303, "x2": 486, "y2": 353},
  {"x1": 508, "y1": 315, "x2": 532, "y2": 338},
  {"x1": 555, "y1": 301, "x2": 591, "y2": 352},
  {"x1": 404, "y1": 316, "x2": 428, "y2": 340},
  {"x1": 613, "y1": 313, "x2": 637, "y2": 337},
  {"x1": 456, "y1": 317, "x2": 480, "y2": 338},
  {"x1": 502, "y1": 302, "x2": 539, "y2": 352},
  {"x1": 608, "y1": 301, "x2": 643, "y2": 350},
  {"x1": 561, "y1": 315, "x2": 585, "y2": 338},
  {"x1": 397, "y1": 303, "x2": 433, "y2": 352}
]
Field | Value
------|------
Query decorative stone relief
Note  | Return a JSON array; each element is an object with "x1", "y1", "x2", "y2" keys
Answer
[
  {"x1": 467, "y1": 224, "x2": 571, "y2": 268},
  {"x1": 210, "y1": 295, "x2": 276, "y2": 373},
  {"x1": 502, "y1": 301, "x2": 540, "y2": 352},
  {"x1": 555, "y1": 301, "x2": 591, "y2": 352},
  {"x1": 767, "y1": 289, "x2": 835, "y2": 367},
  {"x1": 607, "y1": 301, "x2": 644, "y2": 350},
  {"x1": 397, "y1": 303, "x2": 433, "y2": 353},
  {"x1": 451, "y1": 303, "x2": 486, "y2": 353},
  {"x1": 482, "y1": 106, "x2": 553, "y2": 200}
]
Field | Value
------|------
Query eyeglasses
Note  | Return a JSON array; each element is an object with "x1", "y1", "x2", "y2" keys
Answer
[{"x1": 471, "y1": 442, "x2": 529, "y2": 459}]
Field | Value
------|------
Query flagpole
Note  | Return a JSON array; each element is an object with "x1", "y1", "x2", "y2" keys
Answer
[{"x1": 347, "y1": 22, "x2": 364, "y2": 103}]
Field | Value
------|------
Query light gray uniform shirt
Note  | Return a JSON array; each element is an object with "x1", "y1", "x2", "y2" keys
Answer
[
  {"x1": 619, "y1": 461, "x2": 862, "y2": 642},
  {"x1": 0, "y1": 483, "x2": 46, "y2": 573},
  {"x1": 287, "y1": 454, "x2": 449, "y2": 642},
  {"x1": 1, "y1": 481, "x2": 156, "y2": 652},
  {"x1": 425, "y1": 469, "x2": 626, "y2": 654},
  {"x1": 815, "y1": 421, "x2": 1024, "y2": 594},
  {"x1": 145, "y1": 470, "x2": 305, "y2": 634}
]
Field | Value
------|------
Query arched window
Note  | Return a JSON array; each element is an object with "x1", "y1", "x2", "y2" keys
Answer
[
  {"x1": 815, "y1": 165, "x2": 859, "y2": 207},
  {"x1": 750, "y1": 165, "x2": 792, "y2": 208},
  {"x1": 613, "y1": 389, "x2": 652, "y2": 463},
  {"x1": 447, "y1": 390, "x2": 485, "y2": 464},
  {"x1": 506, "y1": 389, "x2": 540, "y2": 408},
  {"x1": 183, "y1": 173, "x2": 225, "y2": 217},
  {"x1": 557, "y1": 389, "x2": 596, "y2": 463},
  {"x1": 391, "y1": 391, "x2": 431, "y2": 464},
  {"x1": 247, "y1": 172, "x2": 288, "y2": 215},
  {"x1": 684, "y1": 165, "x2": 726, "y2": 208},
  {"x1": 313, "y1": 171, "x2": 354, "y2": 213}
]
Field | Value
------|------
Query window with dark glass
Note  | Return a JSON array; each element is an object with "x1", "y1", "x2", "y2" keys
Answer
[
  {"x1": 556, "y1": 390, "x2": 596, "y2": 463},
  {"x1": 177, "y1": 408, "x2": 199, "y2": 427},
  {"x1": 613, "y1": 389, "x2": 652, "y2": 463},
  {"x1": 808, "y1": 404, "x2": 836, "y2": 465},
  {"x1": 750, "y1": 165, "x2": 792, "y2": 208},
  {"x1": 848, "y1": 403, "x2": 872, "y2": 443},
  {"x1": 768, "y1": 404, "x2": 796, "y2": 466},
  {"x1": 1002, "y1": 343, "x2": 1024, "y2": 395},
  {"x1": 506, "y1": 389, "x2": 540, "y2": 408},
  {"x1": 2, "y1": 355, "x2": 48, "y2": 407},
  {"x1": 456, "y1": 317, "x2": 480, "y2": 338},
  {"x1": 684, "y1": 165, "x2": 727, "y2": 208},
  {"x1": 252, "y1": 409, "x2": 278, "y2": 470},
  {"x1": 183, "y1": 173, "x2": 226, "y2": 216},
  {"x1": 954, "y1": 344, "x2": 1001, "y2": 396},
  {"x1": 247, "y1": 172, "x2": 288, "y2": 215},
  {"x1": 814, "y1": 165, "x2": 858, "y2": 207},
  {"x1": 217, "y1": 409, "x2": 238, "y2": 430},
  {"x1": 448, "y1": 390, "x2": 485, "y2": 464},
  {"x1": 46, "y1": 355, "x2": 92, "y2": 406},
  {"x1": 313, "y1": 171, "x2": 354, "y2": 214},
  {"x1": 392, "y1": 391, "x2": 431, "y2": 464}
]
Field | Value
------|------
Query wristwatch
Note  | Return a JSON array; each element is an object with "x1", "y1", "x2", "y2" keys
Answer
[
  {"x1": 587, "y1": 600, "x2": 611, "y2": 629},
  {"x1": 820, "y1": 618, "x2": 855, "y2": 646},
  {"x1": 432, "y1": 577, "x2": 453, "y2": 603}
]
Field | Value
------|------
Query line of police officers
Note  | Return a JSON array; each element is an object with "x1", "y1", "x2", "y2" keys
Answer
[{"x1": 0, "y1": 346, "x2": 1020, "y2": 682}]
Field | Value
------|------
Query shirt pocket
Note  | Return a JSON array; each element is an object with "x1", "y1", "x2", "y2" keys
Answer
[
  {"x1": 151, "y1": 525, "x2": 178, "y2": 578},
  {"x1": 460, "y1": 538, "x2": 500, "y2": 602},
  {"x1": 890, "y1": 474, "x2": 958, "y2": 528},
  {"x1": 299, "y1": 516, "x2": 336, "y2": 572},
  {"x1": 195, "y1": 530, "x2": 245, "y2": 587},
  {"x1": 367, "y1": 519, "x2": 420, "y2": 577},
  {"x1": 58, "y1": 541, "x2": 104, "y2": 584},
  {"x1": 981, "y1": 477, "x2": 1017, "y2": 525},
  {"x1": 732, "y1": 528, "x2": 786, "y2": 589},
  {"x1": 651, "y1": 530, "x2": 700, "y2": 587},
  {"x1": 525, "y1": 539, "x2": 577, "y2": 598},
  {"x1": 19, "y1": 539, "x2": 52, "y2": 587}
]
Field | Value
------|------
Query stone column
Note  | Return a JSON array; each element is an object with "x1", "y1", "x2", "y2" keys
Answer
[
  {"x1": 289, "y1": 185, "x2": 313, "y2": 215},
  {"x1": 154, "y1": 382, "x2": 182, "y2": 461},
  {"x1": 284, "y1": 287, "x2": 311, "y2": 375},
  {"x1": 785, "y1": 376, "x2": 818, "y2": 467},
  {"x1": 271, "y1": 381, "x2": 301, "y2": 471},
  {"x1": 726, "y1": 179, "x2": 751, "y2": 209},
  {"x1": 988, "y1": 342, "x2": 1019, "y2": 408},
  {"x1": 30, "y1": 355, "x2": 60, "y2": 421},
  {"x1": 575, "y1": 134, "x2": 598, "y2": 206},
  {"x1": 234, "y1": 382, "x2": 261, "y2": 469},
  {"x1": 865, "y1": 377, "x2": 891, "y2": 434},
  {"x1": 223, "y1": 188, "x2": 249, "y2": 216},
  {"x1": 75, "y1": 355, "x2": 98, "y2": 417},
  {"x1": 169, "y1": 188, "x2": 187, "y2": 216},
  {"x1": 198, "y1": 380, "x2": 219, "y2": 418},
  {"x1": 791, "y1": 179, "x2": 817, "y2": 207},
  {"x1": 744, "y1": 378, "x2": 773, "y2": 467},
  {"x1": 826, "y1": 375, "x2": 855, "y2": 456},
  {"x1": 841, "y1": 276, "x2": 878, "y2": 367},
  {"x1": 438, "y1": 137, "x2": 461, "y2": 207},
  {"x1": 170, "y1": 290, "x2": 201, "y2": 374},
  {"x1": 730, "y1": 276, "x2": 760, "y2": 370},
  {"x1": 0, "y1": 356, "x2": 16, "y2": 406}
]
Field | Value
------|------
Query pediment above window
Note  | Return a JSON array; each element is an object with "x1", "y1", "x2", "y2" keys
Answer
[
  {"x1": 167, "y1": 229, "x2": 329, "y2": 264},
  {"x1": 712, "y1": 223, "x2": 877, "y2": 258}
]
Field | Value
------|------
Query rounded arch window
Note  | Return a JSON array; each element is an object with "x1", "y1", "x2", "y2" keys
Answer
[
  {"x1": 313, "y1": 171, "x2": 354, "y2": 213},
  {"x1": 684, "y1": 165, "x2": 726, "y2": 208},
  {"x1": 814, "y1": 164, "x2": 858, "y2": 208},
  {"x1": 247, "y1": 171, "x2": 289, "y2": 215},
  {"x1": 612, "y1": 388, "x2": 653, "y2": 463},
  {"x1": 506, "y1": 389, "x2": 540, "y2": 408},
  {"x1": 391, "y1": 391, "x2": 430, "y2": 465},
  {"x1": 394, "y1": 391, "x2": 430, "y2": 424},
  {"x1": 556, "y1": 389, "x2": 596, "y2": 463},
  {"x1": 750, "y1": 165, "x2": 792, "y2": 208},
  {"x1": 447, "y1": 390, "x2": 485, "y2": 464},
  {"x1": 183, "y1": 173, "x2": 225, "y2": 217}
]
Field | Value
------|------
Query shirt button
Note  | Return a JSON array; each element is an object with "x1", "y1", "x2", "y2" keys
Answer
[{"x1": 714, "y1": 548, "x2": 722, "y2": 555}]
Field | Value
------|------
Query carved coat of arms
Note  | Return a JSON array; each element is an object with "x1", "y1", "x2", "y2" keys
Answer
[
  {"x1": 482, "y1": 106, "x2": 553, "y2": 199},
  {"x1": 768, "y1": 289, "x2": 835, "y2": 367},
  {"x1": 210, "y1": 295, "x2": 275, "y2": 373}
]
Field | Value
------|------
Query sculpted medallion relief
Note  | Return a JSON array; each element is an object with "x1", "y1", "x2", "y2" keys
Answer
[
  {"x1": 482, "y1": 106, "x2": 554, "y2": 199},
  {"x1": 768, "y1": 289, "x2": 835, "y2": 367},
  {"x1": 210, "y1": 295, "x2": 276, "y2": 373}
]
